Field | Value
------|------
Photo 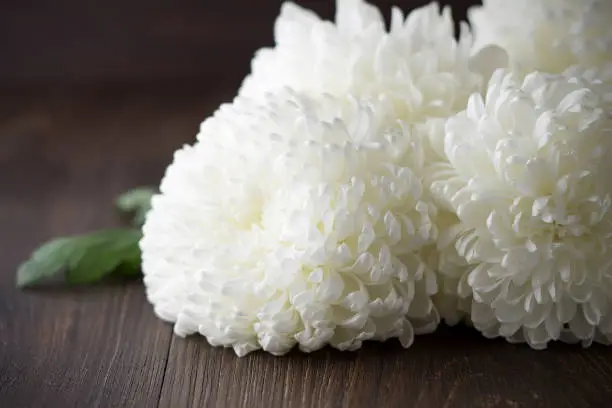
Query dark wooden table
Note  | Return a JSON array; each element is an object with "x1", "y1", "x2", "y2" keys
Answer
[
  {"x1": 2, "y1": 0, "x2": 612, "y2": 406},
  {"x1": 1, "y1": 83, "x2": 612, "y2": 408}
]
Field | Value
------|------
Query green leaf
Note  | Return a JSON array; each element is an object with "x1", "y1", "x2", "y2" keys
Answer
[
  {"x1": 16, "y1": 228, "x2": 143, "y2": 288},
  {"x1": 116, "y1": 187, "x2": 156, "y2": 227}
]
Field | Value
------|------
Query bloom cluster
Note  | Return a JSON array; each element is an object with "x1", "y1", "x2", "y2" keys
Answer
[{"x1": 141, "y1": 0, "x2": 612, "y2": 355}]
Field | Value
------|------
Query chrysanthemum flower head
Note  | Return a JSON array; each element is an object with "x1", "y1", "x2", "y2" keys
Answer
[
  {"x1": 423, "y1": 210, "x2": 473, "y2": 326},
  {"x1": 427, "y1": 67, "x2": 612, "y2": 348},
  {"x1": 469, "y1": 0, "x2": 612, "y2": 76},
  {"x1": 240, "y1": 0, "x2": 499, "y2": 124},
  {"x1": 141, "y1": 89, "x2": 441, "y2": 356}
]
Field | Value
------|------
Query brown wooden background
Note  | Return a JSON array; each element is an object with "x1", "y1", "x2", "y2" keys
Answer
[
  {"x1": 2, "y1": 1, "x2": 612, "y2": 407},
  {"x1": 0, "y1": 0, "x2": 472, "y2": 85}
]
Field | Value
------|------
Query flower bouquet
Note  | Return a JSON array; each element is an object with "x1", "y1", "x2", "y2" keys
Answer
[{"x1": 19, "y1": 0, "x2": 612, "y2": 357}]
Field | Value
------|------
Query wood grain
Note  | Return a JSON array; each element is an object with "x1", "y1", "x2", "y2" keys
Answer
[
  {"x1": 2, "y1": 85, "x2": 612, "y2": 408},
  {"x1": 159, "y1": 327, "x2": 612, "y2": 408},
  {"x1": 0, "y1": 85, "x2": 228, "y2": 407},
  {"x1": 0, "y1": 0, "x2": 475, "y2": 84},
  {"x1": 3, "y1": 1, "x2": 612, "y2": 407}
]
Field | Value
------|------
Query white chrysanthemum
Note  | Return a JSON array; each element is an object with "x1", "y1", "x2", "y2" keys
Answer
[
  {"x1": 141, "y1": 89, "x2": 441, "y2": 356},
  {"x1": 423, "y1": 211, "x2": 473, "y2": 326},
  {"x1": 240, "y1": 0, "x2": 495, "y2": 123},
  {"x1": 427, "y1": 68, "x2": 612, "y2": 348},
  {"x1": 469, "y1": 0, "x2": 612, "y2": 76},
  {"x1": 238, "y1": 0, "x2": 507, "y2": 323}
]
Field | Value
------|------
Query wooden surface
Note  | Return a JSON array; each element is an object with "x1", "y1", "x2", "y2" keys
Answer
[
  {"x1": 1, "y1": 84, "x2": 612, "y2": 408},
  {"x1": 0, "y1": 0, "x2": 474, "y2": 85},
  {"x1": 2, "y1": 1, "x2": 612, "y2": 407}
]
